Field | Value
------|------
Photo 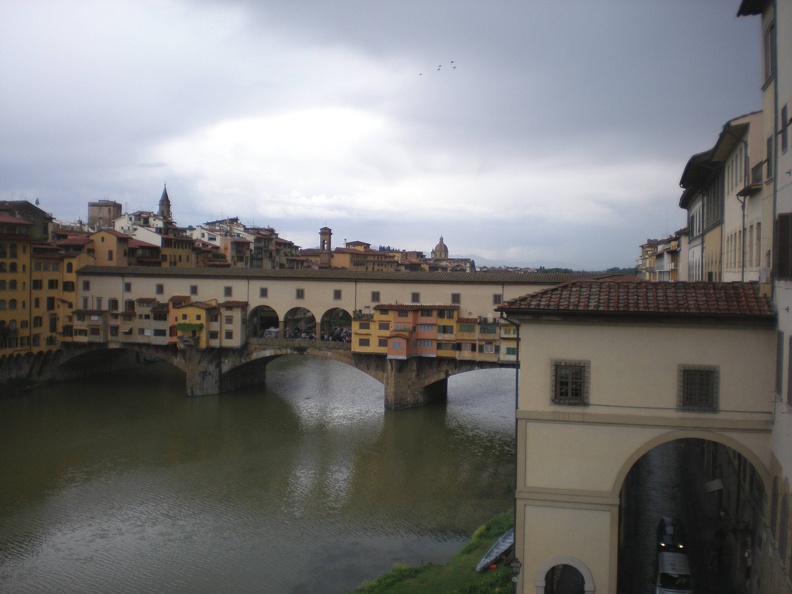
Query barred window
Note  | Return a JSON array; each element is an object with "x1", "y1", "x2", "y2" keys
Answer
[
  {"x1": 678, "y1": 365, "x2": 719, "y2": 411},
  {"x1": 551, "y1": 361, "x2": 590, "y2": 405}
]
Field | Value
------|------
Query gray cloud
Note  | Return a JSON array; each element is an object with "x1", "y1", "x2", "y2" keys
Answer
[{"x1": 0, "y1": 0, "x2": 759, "y2": 268}]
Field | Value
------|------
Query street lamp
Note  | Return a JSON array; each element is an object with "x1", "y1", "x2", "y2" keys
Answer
[{"x1": 510, "y1": 558, "x2": 522, "y2": 592}]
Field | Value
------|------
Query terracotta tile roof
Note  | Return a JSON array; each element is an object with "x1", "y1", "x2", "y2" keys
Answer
[
  {"x1": 78, "y1": 265, "x2": 613, "y2": 285},
  {"x1": 498, "y1": 281, "x2": 775, "y2": 320},
  {"x1": 374, "y1": 304, "x2": 459, "y2": 311},
  {"x1": 220, "y1": 300, "x2": 248, "y2": 308},
  {"x1": 0, "y1": 213, "x2": 32, "y2": 225}
]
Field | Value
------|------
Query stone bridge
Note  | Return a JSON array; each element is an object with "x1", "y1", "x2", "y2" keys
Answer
[{"x1": 1, "y1": 339, "x2": 508, "y2": 409}]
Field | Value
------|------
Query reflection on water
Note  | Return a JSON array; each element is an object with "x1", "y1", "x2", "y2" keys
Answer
[{"x1": 0, "y1": 357, "x2": 516, "y2": 594}]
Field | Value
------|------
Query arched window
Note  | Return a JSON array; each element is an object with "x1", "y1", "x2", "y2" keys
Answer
[
  {"x1": 9, "y1": 243, "x2": 17, "y2": 258},
  {"x1": 8, "y1": 320, "x2": 16, "y2": 331},
  {"x1": 0, "y1": 262, "x2": 6, "y2": 273},
  {"x1": 0, "y1": 300, "x2": 6, "y2": 310},
  {"x1": 9, "y1": 262, "x2": 17, "y2": 273},
  {"x1": 9, "y1": 299, "x2": 17, "y2": 310},
  {"x1": 0, "y1": 280, "x2": 5, "y2": 291},
  {"x1": 66, "y1": 262, "x2": 73, "y2": 273}
]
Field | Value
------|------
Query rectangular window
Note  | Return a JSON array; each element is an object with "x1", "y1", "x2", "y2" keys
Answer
[
  {"x1": 493, "y1": 294, "x2": 502, "y2": 305},
  {"x1": 418, "y1": 324, "x2": 434, "y2": 332},
  {"x1": 32, "y1": 279, "x2": 42, "y2": 290},
  {"x1": 371, "y1": 291, "x2": 380, "y2": 303},
  {"x1": 774, "y1": 213, "x2": 792, "y2": 279},
  {"x1": 296, "y1": 288, "x2": 305, "y2": 300},
  {"x1": 259, "y1": 287, "x2": 268, "y2": 298},
  {"x1": 788, "y1": 336, "x2": 792, "y2": 405},
  {"x1": 93, "y1": 297, "x2": 101, "y2": 310},
  {"x1": 156, "y1": 283, "x2": 164, "y2": 295},
  {"x1": 506, "y1": 347, "x2": 517, "y2": 356},
  {"x1": 451, "y1": 293, "x2": 461, "y2": 304},
  {"x1": 224, "y1": 315, "x2": 233, "y2": 324},
  {"x1": 378, "y1": 322, "x2": 390, "y2": 330},
  {"x1": 358, "y1": 338, "x2": 370, "y2": 347},
  {"x1": 82, "y1": 280, "x2": 90, "y2": 291},
  {"x1": 124, "y1": 282, "x2": 131, "y2": 292},
  {"x1": 108, "y1": 250, "x2": 114, "y2": 261},
  {"x1": 153, "y1": 329, "x2": 167, "y2": 337},
  {"x1": 48, "y1": 279, "x2": 58, "y2": 290},
  {"x1": 378, "y1": 338, "x2": 388, "y2": 347},
  {"x1": 763, "y1": 21, "x2": 776, "y2": 82},
  {"x1": 358, "y1": 322, "x2": 370, "y2": 330},
  {"x1": 391, "y1": 340, "x2": 402, "y2": 350},
  {"x1": 224, "y1": 286, "x2": 232, "y2": 297},
  {"x1": 125, "y1": 300, "x2": 135, "y2": 312},
  {"x1": 397, "y1": 310, "x2": 409, "y2": 318},
  {"x1": 417, "y1": 339, "x2": 434, "y2": 348},
  {"x1": 411, "y1": 292, "x2": 420, "y2": 303},
  {"x1": 438, "y1": 325, "x2": 454, "y2": 334},
  {"x1": 209, "y1": 331, "x2": 219, "y2": 340},
  {"x1": 63, "y1": 281, "x2": 75, "y2": 292},
  {"x1": 552, "y1": 361, "x2": 590, "y2": 405},
  {"x1": 678, "y1": 365, "x2": 719, "y2": 411},
  {"x1": 190, "y1": 285, "x2": 198, "y2": 296},
  {"x1": 333, "y1": 289, "x2": 342, "y2": 300},
  {"x1": 225, "y1": 330, "x2": 234, "y2": 340},
  {"x1": 767, "y1": 135, "x2": 773, "y2": 179},
  {"x1": 109, "y1": 299, "x2": 119, "y2": 311},
  {"x1": 459, "y1": 324, "x2": 475, "y2": 333},
  {"x1": 420, "y1": 310, "x2": 433, "y2": 317}
]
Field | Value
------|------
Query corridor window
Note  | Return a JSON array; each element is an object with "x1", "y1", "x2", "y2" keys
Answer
[
  {"x1": 333, "y1": 289, "x2": 342, "y2": 300},
  {"x1": 296, "y1": 288, "x2": 305, "y2": 300},
  {"x1": 678, "y1": 365, "x2": 719, "y2": 412},
  {"x1": 371, "y1": 291, "x2": 380, "y2": 303},
  {"x1": 451, "y1": 293, "x2": 461, "y2": 304},
  {"x1": 411, "y1": 292, "x2": 420, "y2": 303},
  {"x1": 551, "y1": 360, "x2": 590, "y2": 406}
]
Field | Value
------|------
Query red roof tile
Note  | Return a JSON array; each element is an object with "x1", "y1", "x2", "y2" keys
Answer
[{"x1": 498, "y1": 281, "x2": 774, "y2": 319}]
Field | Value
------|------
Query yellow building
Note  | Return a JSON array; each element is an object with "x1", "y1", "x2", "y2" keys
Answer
[
  {"x1": 0, "y1": 213, "x2": 33, "y2": 355},
  {"x1": 30, "y1": 243, "x2": 64, "y2": 351}
]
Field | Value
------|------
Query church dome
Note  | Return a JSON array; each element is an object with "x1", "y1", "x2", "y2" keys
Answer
[{"x1": 432, "y1": 236, "x2": 448, "y2": 259}]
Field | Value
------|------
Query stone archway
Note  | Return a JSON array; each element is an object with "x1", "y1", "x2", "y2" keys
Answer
[
  {"x1": 533, "y1": 556, "x2": 594, "y2": 594},
  {"x1": 319, "y1": 307, "x2": 352, "y2": 342},
  {"x1": 283, "y1": 307, "x2": 317, "y2": 340},
  {"x1": 249, "y1": 305, "x2": 280, "y2": 338}
]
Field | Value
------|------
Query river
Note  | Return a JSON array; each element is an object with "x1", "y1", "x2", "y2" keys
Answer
[{"x1": 0, "y1": 357, "x2": 516, "y2": 594}]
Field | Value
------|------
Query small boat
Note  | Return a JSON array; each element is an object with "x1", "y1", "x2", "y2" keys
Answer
[{"x1": 476, "y1": 528, "x2": 514, "y2": 572}]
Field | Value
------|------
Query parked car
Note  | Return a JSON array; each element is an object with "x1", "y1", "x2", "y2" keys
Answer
[
  {"x1": 656, "y1": 517, "x2": 686, "y2": 551},
  {"x1": 655, "y1": 551, "x2": 693, "y2": 594}
]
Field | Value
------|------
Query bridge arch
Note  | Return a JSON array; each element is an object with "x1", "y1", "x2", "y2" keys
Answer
[
  {"x1": 611, "y1": 428, "x2": 772, "y2": 498},
  {"x1": 533, "y1": 556, "x2": 594, "y2": 594}
]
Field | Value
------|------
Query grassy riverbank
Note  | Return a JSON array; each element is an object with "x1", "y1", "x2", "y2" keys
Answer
[{"x1": 351, "y1": 511, "x2": 514, "y2": 594}]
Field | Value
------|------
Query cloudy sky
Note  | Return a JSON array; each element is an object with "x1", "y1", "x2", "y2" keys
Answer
[{"x1": 0, "y1": 1, "x2": 761, "y2": 269}]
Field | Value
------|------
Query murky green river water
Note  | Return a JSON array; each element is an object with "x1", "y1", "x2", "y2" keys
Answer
[{"x1": 0, "y1": 357, "x2": 515, "y2": 593}]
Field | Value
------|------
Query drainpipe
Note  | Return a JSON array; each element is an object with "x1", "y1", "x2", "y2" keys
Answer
[{"x1": 499, "y1": 311, "x2": 521, "y2": 592}]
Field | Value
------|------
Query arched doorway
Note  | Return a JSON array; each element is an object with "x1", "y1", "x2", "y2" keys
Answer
[
  {"x1": 618, "y1": 438, "x2": 766, "y2": 594},
  {"x1": 533, "y1": 557, "x2": 594, "y2": 594}
]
